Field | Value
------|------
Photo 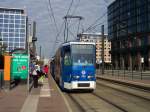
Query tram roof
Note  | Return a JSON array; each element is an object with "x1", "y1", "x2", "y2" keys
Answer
[{"x1": 62, "y1": 41, "x2": 95, "y2": 46}]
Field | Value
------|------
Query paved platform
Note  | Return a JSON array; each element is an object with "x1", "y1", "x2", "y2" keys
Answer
[{"x1": 0, "y1": 75, "x2": 70, "y2": 112}]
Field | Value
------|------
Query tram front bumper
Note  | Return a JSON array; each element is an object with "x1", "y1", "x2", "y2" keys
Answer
[{"x1": 64, "y1": 81, "x2": 96, "y2": 90}]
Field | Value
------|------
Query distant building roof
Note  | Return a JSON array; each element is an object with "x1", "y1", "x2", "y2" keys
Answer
[
  {"x1": 0, "y1": 7, "x2": 25, "y2": 14},
  {"x1": 79, "y1": 32, "x2": 108, "y2": 36}
]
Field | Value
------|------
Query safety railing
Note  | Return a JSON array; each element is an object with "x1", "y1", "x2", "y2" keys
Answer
[{"x1": 97, "y1": 66, "x2": 150, "y2": 80}]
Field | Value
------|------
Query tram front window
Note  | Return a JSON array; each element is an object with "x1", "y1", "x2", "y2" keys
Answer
[{"x1": 71, "y1": 44, "x2": 95, "y2": 65}]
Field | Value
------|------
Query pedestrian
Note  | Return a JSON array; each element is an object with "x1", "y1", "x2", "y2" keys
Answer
[
  {"x1": 32, "y1": 67, "x2": 38, "y2": 88},
  {"x1": 43, "y1": 65, "x2": 49, "y2": 78}
]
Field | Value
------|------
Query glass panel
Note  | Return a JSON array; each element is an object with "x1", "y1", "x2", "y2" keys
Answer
[
  {"x1": 15, "y1": 15, "x2": 20, "y2": 19},
  {"x1": 15, "y1": 24, "x2": 20, "y2": 28},
  {"x1": 0, "y1": 28, "x2": 2, "y2": 32},
  {"x1": 64, "y1": 52, "x2": 71, "y2": 66},
  {"x1": 9, "y1": 33, "x2": 14, "y2": 37},
  {"x1": 20, "y1": 43, "x2": 25, "y2": 46},
  {"x1": 9, "y1": 24, "x2": 14, "y2": 28},
  {"x1": 20, "y1": 38, "x2": 25, "y2": 42},
  {"x1": 21, "y1": 25, "x2": 25, "y2": 28},
  {"x1": 4, "y1": 19, "x2": 9, "y2": 23},
  {"x1": 14, "y1": 42, "x2": 19, "y2": 46},
  {"x1": 4, "y1": 24, "x2": 8, "y2": 28},
  {"x1": 0, "y1": 24, "x2": 2, "y2": 27},
  {"x1": 2, "y1": 33, "x2": 8, "y2": 37},
  {"x1": 0, "y1": 14, "x2": 3, "y2": 18},
  {"x1": 20, "y1": 29, "x2": 25, "y2": 33},
  {"x1": 9, "y1": 38, "x2": 14, "y2": 41},
  {"x1": 9, "y1": 19, "x2": 14, "y2": 24},
  {"x1": 9, "y1": 29, "x2": 15, "y2": 32},
  {"x1": 20, "y1": 34, "x2": 25, "y2": 37},
  {"x1": 15, "y1": 28, "x2": 20, "y2": 32},
  {"x1": 15, "y1": 33, "x2": 19, "y2": 37},
  {"x1": 21, "y1": 20, "x2": 25, "y2": 24},
  {"x1": 3, "y1": 38, "x2": 8, "y2": 41},
  {"x1": 10, "y1": 15, "x2": 14, "y2": 19},
  {"x1": 71, "y1": 44, "x2": 95, "y2": 65},
  {"x1": 9, "y1": 42, "x2": 13, "y2": 46},
  {"x1": 14, "y1": 38, "x2": 19, "y2": 42},
  {"x1": 4, "y1": 15, "x2": 9, "y2": 19},
  {"x1": 15, "y1": 20, "x2": 20, "y2": 24},
  {"x1": 21, "y1": 16, "x2": 25, "y2": 20},
  {"x1": 3, "y1": 28, "x2": 8, "y2": 32},
  {"x1": 0, "y1": 19, "x2": 3, "y2": 23}
]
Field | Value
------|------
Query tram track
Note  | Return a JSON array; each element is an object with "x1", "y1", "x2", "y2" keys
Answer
[
  {"x1": 67, "y1": 93, "x2": 86, "y2": 112},
  {"x1": 96, "y1": 78, "x2": 150, "y2": 101},
  {"x1": 65, "y1": 92, "x2": 128, "y2": 112},
  {"x1": 64, "y1": 79, "x2": 150, "y2": 112},
  {"x1": 94, "y1": 80, "x2": 150, "y2": 112},
  {"x1": 91, "y1": 92, "x2": 128, "y2": 112}
]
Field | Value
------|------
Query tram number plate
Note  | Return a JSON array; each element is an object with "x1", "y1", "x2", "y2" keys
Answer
[{"x1": 78, "y1": 83, "x2": 90, "y2": 87}]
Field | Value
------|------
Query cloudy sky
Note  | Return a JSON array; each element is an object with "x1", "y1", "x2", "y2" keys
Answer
[{"x1": 0, "y1": 0, "x2": 114, "y2": 58}]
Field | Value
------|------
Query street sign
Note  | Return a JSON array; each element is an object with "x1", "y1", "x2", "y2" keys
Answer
[{"x1": 11, "y1": 54, "x2": 29, "y2": 80}]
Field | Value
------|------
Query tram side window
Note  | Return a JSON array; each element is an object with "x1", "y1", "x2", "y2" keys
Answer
[{"x1": 64, "y1": 52, "x2": 71, "y2": 66}]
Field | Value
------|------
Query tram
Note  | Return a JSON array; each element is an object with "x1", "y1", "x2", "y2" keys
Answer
[{"x1": 53, "y1": 41, "x2": 96, "y2": 91}]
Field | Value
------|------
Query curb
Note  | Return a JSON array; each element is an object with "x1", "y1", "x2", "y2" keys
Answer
[
  {"x1": 97, "y1": 76, "x2": 150, "y2": 91},
  {"x1": 49, "y1": 74, "x2": 73, "y2": 112}
]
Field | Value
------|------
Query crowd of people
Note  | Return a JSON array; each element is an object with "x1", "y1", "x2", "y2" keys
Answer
[{"x1": 30, "y1": 62, "x2": 49, "y2": 88}]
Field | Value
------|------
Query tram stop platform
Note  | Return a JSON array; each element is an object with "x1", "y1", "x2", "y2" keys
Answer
[{"x1": 0, "y1": 75, "x2": 70, "y2": 112}]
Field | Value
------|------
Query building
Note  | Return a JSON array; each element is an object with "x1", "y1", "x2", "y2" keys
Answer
[
  {"x1": 78, "y1": 33, "x2": 111, "y2": 65},
  {"x1": 0, "y1": 7, "x2": 27, "y2": 52},
  {"x1": 29, "y1": 21, "x2": 37, "y2": 60},
  {"x1": 108, "y1": 0, "x2": 150, "y2": 70}
]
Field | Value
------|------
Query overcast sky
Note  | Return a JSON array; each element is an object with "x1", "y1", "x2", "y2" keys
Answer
[{"x1": 0, "y1": 0, "x2": 114, "y2": 58}]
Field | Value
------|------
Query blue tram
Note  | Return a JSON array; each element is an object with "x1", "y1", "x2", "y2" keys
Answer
[{"x1": 53, "y1": 41, "x2": 96, "y2": 91}]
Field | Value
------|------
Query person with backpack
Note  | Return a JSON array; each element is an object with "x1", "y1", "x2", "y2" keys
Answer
[{"x1": 43, "y1": 65, "x2": 49, "y2": 78}]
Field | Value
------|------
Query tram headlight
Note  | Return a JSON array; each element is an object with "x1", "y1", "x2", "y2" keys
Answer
[
  {"x1": 87, "y1": 75, "x2": 94, "y2": 79},
  {"x1": 73, "y1": 75, "x2": 80, "y2": 79}
]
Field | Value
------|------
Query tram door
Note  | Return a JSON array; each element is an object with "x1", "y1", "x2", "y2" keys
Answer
[{"x1": 62, "y1": 46, "x2": 71, "y2": 83}]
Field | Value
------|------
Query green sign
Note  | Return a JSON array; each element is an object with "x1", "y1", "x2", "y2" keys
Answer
[{"x1": 11, "y1": 54, "x2": 29, "y2": 80}]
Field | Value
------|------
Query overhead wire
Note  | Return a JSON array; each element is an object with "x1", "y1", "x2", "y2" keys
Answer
[
  {"x1": 84, "y1": 11, "x2": 107, "y2": 32},
  {"x1": 65, "y1": 0, "x2": 83, "y2": 41},
  {"x1": 48, "y1": 0, "x2": 59, "y2": 32},
  {"x1": 71, "y1": 0, "x2": 80, "y2": 15},
  {"x1": 46, "y1": 0, "x2": 65, "y2": 56},
  {"x1": 66, "y1": 0, "x2": 74, "y2": 16},
  {"x1": 86, "y1": 19, "x2": 107, "y2": 32},
  {"x1": 52, "y1": 20, "x2": 65, "y2": 55},
  {"x1": 64, "y1": 0, "x2": 74, "y2": 42}
]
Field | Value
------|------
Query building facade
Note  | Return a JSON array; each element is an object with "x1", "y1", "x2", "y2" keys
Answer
[
  {"x1": 0, "y1": 7, "x2": 27, "y2": 52},
  {"x1": 78, "y1": 33, "x2": 111, "y2": 64},
  {"x1": 108, "y1": 0, "x2": 150, "y2": 70}
]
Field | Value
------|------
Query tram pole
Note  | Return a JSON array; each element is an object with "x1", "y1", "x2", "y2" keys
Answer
[
  {"x1": 101, "y1": 25, "x2": 104, "y2": 74},
  {"x1": 27, "y1": 24, "x2": 31, "y2": 93},
  {"x1": 39, "y1": 45, "x2": 42, "y2": 60}
]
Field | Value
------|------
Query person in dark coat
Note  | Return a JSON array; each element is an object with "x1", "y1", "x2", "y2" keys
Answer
[{"x1": 32, "y1": 66, "x2": 39, "y2": 88}]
